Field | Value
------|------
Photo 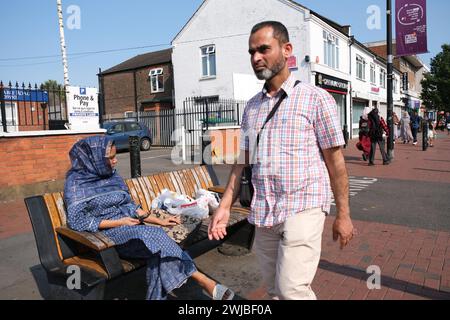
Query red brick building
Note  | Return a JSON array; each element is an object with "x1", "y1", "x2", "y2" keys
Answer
[{"x1": 98, "y1": 48, "x2": 174, "y2": 117}]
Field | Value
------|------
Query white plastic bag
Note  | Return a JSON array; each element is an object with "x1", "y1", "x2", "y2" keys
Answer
[
  {"x1": 150, "y1": 188, "x2": 220, "y2": 219},
  {"x1": 195, "y1": 189, "x2": 220, "y2": 211},
  {"x1": 178, "y1": 199, "x2": 210, "y2": 219},
  {"x1": 151, "y1": 189, "x2": 192, "y2": 215}
]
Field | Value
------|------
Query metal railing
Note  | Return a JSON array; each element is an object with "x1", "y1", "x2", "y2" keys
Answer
[
  {"x1": 0, "y1": 81, "x2": 67, "y2": 133},
  {"x1": 103, "y1": 97, "x2": 247, "y2": 149}
]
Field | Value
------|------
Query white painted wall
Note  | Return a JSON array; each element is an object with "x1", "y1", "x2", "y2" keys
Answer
[
  {"x1": 172, "y1": 0, "x2": 310, "y2": 110},
  {"x1": 350, "y1": 44, "x2": 404, "y2": 137},
  {"x1": 309, "y1": 16, "x2": 350, "y2": 82}
]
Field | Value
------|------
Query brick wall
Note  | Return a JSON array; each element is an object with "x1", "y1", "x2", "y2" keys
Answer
[
  {"x1": 103, "y1": 72, "x2": 135, "y2": 115},
  {"x1": 102, "y1": 63, "x2": 174, "y2": 117},
  {"x1": 0, "y1": 133, "x2": 102, "y2": 201}
]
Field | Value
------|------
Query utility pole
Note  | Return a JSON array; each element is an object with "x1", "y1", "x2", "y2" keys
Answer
[
  {"x1": 386, "y1": 0, "x2": 395, "y2": 160},
  {"x1": 57, "y1": 0, "x2": 70, "y2": 88}
]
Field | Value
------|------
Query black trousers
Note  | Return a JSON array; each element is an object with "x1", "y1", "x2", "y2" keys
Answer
[{"x1": 369, "y1": 138, "x2": 388, "y2": 164}]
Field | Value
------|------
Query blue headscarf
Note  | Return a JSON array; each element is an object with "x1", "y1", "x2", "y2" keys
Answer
[{"x1": 64, "y1": 136, "x2": 128, "y2": 210}]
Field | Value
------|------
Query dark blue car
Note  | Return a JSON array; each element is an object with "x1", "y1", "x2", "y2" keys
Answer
[{"x1": 102, "y1": 120, "x2": 153, "y2": 151}]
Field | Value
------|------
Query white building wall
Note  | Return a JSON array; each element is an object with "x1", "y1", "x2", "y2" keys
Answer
[
  {"x1": 308, "y1": 16, "x2": 351, "y2": 136},
  {"x1": 309, "y1": 17, "x2": 350, "y2": 82},
  {"x1": 172, "y1": 0, "x2": 310, "y2": 110},
  {"x1": 350, "y1": 44, "x2": 403, "y2": 138}
]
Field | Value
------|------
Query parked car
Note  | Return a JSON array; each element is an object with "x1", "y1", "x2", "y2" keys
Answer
[{"x1": 102, "y1": 120, "x2": 153, "y2": 151}]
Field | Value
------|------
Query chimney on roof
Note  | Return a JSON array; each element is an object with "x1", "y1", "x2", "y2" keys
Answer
[{"x1": 342, "y1": 25, "x2": 351, "y2": 36}]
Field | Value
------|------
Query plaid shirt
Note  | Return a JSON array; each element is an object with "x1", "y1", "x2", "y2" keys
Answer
[{"x1": 240, "y1": 74, "x2": 345, "y2": 227}]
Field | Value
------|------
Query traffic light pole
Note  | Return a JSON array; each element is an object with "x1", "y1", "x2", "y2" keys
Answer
[{"x1": 387, "y1": 0, "x2": 395, "y2": 160}]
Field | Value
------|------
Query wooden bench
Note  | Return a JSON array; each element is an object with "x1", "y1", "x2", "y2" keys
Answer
[{"x1": 25, "y1": 165, "x2": 253, "y2": 300}]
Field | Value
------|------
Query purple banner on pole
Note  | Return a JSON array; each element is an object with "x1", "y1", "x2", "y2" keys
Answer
[{"x1": 395, "y1": 0, "x2": 428, "y2": 57}]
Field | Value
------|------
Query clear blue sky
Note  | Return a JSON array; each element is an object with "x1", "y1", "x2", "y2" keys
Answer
[{"x1": 0, "y1": 0, "x2": 448, "y2": 88}]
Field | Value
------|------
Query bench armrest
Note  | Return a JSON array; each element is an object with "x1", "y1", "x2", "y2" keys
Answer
[
  {"x1": 56, "y1": 227, "x2": 115, "y2": 252},
  {"x1": 208, "y1": 186, "x2": 225, "y2": 195}
]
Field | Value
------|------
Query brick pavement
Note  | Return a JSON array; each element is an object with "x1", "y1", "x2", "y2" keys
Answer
[{"x1": 1, "y1": 132, "x2": 450, "y2": 300}]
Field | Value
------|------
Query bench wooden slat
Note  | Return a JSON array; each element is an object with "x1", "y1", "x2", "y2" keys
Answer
[
  {"x1": 185, "y1": 169, "x2": 199, "y2": 195},
  {"x1": 178, "y1": 170, "x2": 193, "y2": 198},
  {"x1": 43, "y1": 193, "x2": 64, "y2": 260},
  {"x1": 154, "y1": 174, "x2": 168, "y2": 191},
  {"x1": 190, "y1": 168, "x2": 203, "y2": 190},
  {"x1": 168, "y1": 172, "x2": 182, "y2": 194},
  {"x1": 201, "y1": 166, "x2": 214, "y2": 188},
  {"x1": 147, "y1": 175, "x2": 162, "y2": 198},
  {"x1": 141, "y1": 176, "x2": 157, "y2": 203},
  {"x1": 162, "y1": 172, "x2": 176, "y2": 192},
  {"x1": 159, "y1": 173, "x2": 174, "y2": 192},
  {"x1": 194, "y1": 166, "x2": 208, "y2": 189},
  {"x1": 125, "y1": 180, "x2": 141, "y2": 208},
  {"x1": 136, "y1": 177, "x2": 152, "y2": 212},
  {"x1": 172, "y1": 171, "x2": 187, "y2": 196},
  {"x1": 132, "y1": 179, "x2": 148, "y2": 212}
]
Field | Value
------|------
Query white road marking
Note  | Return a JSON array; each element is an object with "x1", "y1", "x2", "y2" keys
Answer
[{"x1": 331, "y1": 177, "x2": 378, "y2": 206}]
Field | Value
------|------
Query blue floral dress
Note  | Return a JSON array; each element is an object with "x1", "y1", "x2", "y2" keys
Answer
[{"x1": 67, "y1": 191, "x2": 197, "y2": 300}]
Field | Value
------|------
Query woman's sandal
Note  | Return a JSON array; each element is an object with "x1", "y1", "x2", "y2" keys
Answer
[{"x1": 210, "y1": 284, "x2": 235, "y2": 300}]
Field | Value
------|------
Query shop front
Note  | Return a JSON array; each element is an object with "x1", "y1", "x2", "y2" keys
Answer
[{"x1": 315, "y1": 73, "x2": 349, "y2": 141}]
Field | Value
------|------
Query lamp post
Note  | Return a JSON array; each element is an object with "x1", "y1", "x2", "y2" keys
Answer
[
  {"x1": 57, "y1": 0, "x2": 70, "y2": 88},
  {"x1": 387, "y1": 0, "x2": 395, "y2": 160}
]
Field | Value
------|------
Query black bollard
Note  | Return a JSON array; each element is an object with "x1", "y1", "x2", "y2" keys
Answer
[
  {"x1": 422, "y1": 121, "x2": 428, "y2": 151},
  {"x1": 129, "y1": 136, "x2": 141, "y2": 178}
]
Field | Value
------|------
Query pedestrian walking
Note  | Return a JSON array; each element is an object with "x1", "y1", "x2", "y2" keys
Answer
[
  {"x1": 410, "y1": 111, "x2": 422, "y2": 145},
  {"x1": 64, "y1": 136, "x2": 235, "y2": 300},
  {"x1": 428, "y1": 119, "x2": 436, "y2": 147},
  {"x1": 393, "y1": 112, "x2": 400, "y2": 142},
  {"x1": 357, "y1": 107, "x2": 372, "y2": 161},
  {"x1": 208, "y1": 21, "x2": 354, "y2": 300},
  {"x1": 400, "y1": 111, "x2": 413, "y2": 144},
  {"x1": 368, "y1": 108, "x2": 390, "y2": 166}
]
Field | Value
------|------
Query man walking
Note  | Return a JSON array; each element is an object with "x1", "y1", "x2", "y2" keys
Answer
[
  {"x1": 410, "y1": 111, "x2": 422, "y2": 145},
  {"x1": 208, "y1": 21, "x2": 354, "y2": 300},
  {"x1": 368, "y1": 108, "x2": 390, "y2": 166}
]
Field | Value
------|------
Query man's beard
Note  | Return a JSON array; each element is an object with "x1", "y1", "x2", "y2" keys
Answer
[{"x1": 254, "y1": 56, "x2": 286, "y2": 80}]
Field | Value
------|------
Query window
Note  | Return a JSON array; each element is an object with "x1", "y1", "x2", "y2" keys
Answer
[
  {"x1": 126, "y1": 123, "x2": 141, "y2": 132},
  {"x1": 149, "y1": 68, "x2": 164, "y2": 93},
  {"x1": 394, "y1": 77, "x2": 398, "y2": 93},
  {"x1": 380, "y1": 69, "x2": 386, "y2": 88},
  {"x1": 370, "y1": 64, "x2": 376, "y2": 84},
  {"x1": 356, "y1": 55, "x2": 366, "y2": 80},
  {"x1": 124, "y1": 111, "x2": 135, "y2": 118},
  {"x1": 323, "y1": 31, "x2": 340, "y2": 69},
  {"x1": 111, "y1": 124, "x2": 125, "y2": 133},
  {"x1": 201, "y1": 45, "x2": 216, "y2": 78}
]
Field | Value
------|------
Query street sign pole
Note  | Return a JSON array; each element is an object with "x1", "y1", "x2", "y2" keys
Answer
[{"x1": 387, "y1": 0, "x2": 395, "y2": 160}]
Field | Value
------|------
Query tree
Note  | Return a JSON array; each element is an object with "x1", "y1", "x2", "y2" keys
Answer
[
  {"x1": 40, "y1": 80, "x2": 63, "y2": 91},
  {"x1": 421, "y1": 44, "x2": 450, "y2": 112},
  {"x1": 40, "y1": 80, "x2": 66, "y2": 120}
]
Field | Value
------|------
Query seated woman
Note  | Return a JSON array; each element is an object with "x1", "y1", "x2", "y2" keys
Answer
[{"x1": 64, "y1": 136, "x2": 234, "y2": 300}]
